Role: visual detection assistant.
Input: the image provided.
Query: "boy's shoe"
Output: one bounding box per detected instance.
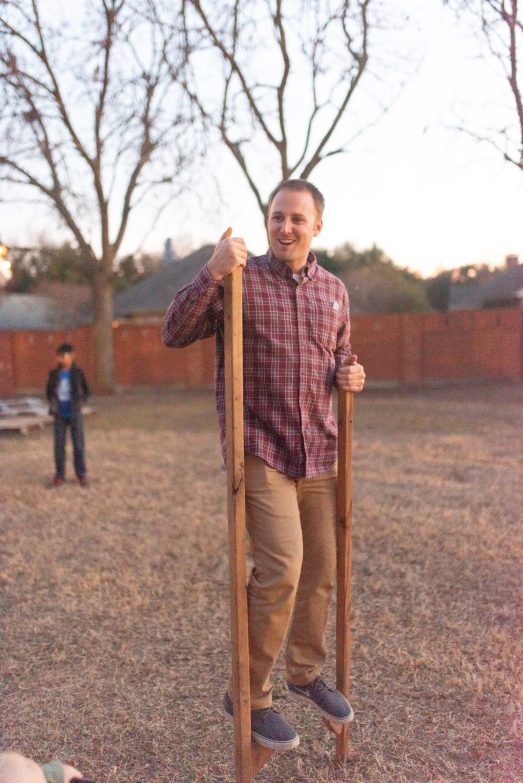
[77,475,89,487]
[52,476,64,487]
[223,692,300,751]
[287,678,354,724]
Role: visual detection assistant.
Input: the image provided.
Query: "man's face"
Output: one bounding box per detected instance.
[267,189,323,272]
[58,352,74,369]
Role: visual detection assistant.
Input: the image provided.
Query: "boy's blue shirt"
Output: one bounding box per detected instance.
[57,368,73,417]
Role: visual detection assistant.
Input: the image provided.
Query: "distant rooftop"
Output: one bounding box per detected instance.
[449,261,523,310]
[0,294,80,330]
[114,245,214,318]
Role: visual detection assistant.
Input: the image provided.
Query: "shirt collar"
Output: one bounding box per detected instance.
[266,248,317,282]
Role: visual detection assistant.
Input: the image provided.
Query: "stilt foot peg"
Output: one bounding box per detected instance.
[323,718,344,735]
[251,744,274,775]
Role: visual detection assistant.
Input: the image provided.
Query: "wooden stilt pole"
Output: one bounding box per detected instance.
[224,267,273,782]
[325,389,354,762]
[224,267,252,783]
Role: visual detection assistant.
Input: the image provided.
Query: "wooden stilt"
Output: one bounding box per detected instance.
[323,717,344,735]
[224,267,273,782]
[333,390,354,762]
[251,744,274,776]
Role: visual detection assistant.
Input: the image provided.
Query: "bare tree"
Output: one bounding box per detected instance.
[0,0,193,390]
[179,0,381,220]
[445,0,523,172]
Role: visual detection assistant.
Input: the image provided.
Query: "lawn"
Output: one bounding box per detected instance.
[1,383,521,783]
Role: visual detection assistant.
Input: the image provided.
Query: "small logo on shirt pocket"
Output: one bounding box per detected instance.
[332,300,341,312]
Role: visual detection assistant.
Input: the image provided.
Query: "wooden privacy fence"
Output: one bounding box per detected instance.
[351,308,523,385]
[0,308,521,395]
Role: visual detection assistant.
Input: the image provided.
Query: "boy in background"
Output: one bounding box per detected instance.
[46,343,90,487]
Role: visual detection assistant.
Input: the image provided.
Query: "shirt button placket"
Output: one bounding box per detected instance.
[295,280,308,475]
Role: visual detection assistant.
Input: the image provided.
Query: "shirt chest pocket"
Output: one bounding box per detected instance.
[307,299,339,350]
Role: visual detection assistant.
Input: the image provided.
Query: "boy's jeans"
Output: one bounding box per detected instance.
[53,412,86,479]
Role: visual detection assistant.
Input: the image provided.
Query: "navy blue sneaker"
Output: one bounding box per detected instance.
[287,678,354,724]
[223,692,300,751]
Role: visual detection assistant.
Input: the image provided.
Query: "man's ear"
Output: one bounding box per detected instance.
[314,218,323,237]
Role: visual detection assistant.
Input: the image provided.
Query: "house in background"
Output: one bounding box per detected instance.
[0,246,214,331]
[449,255,523,310]
[0,293,82,331]
[114,245,214,323]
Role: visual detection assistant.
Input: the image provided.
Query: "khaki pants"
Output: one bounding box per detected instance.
[237,455,337,709]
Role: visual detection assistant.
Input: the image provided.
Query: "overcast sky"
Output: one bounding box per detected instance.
[1,0,522,278]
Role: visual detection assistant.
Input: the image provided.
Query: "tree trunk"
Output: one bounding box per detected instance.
[92,266,115,393]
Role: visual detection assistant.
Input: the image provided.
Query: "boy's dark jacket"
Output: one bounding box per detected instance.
[46,363,90,415]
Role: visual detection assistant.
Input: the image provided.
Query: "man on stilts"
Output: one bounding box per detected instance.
[162,179,366,752]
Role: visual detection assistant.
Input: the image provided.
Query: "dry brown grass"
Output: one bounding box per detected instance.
[1,383,522,783]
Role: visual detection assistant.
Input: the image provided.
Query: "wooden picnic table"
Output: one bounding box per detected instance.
[0,403,95,435]
[0,415,52,435]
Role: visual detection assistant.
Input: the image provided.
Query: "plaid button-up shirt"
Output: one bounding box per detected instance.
[161,249,352,478]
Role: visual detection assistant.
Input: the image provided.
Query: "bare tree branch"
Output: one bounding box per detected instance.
[445,0,523,170]
[273,0,290,174]
[189,0,283,149]
[0,0,196,389]
[301,0,370,178]
[179,0,381,219]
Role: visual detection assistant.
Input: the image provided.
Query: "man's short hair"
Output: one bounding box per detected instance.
[56,343,74,355]
[267,179,325,218]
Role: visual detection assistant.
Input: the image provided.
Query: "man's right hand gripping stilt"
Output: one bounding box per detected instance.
[207,227,248,281]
